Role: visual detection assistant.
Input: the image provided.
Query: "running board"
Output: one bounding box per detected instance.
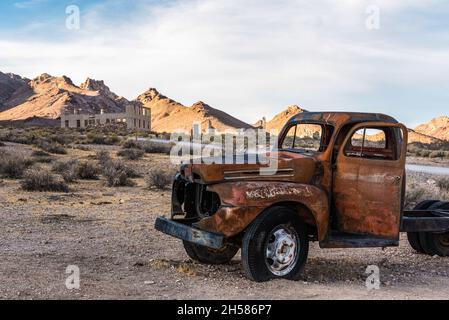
[320,232,399,248]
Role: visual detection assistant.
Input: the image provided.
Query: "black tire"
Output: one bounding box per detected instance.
[418,201,444,255]
[421,202,449,257]
[241,206,309,282]
[407,200,439,253]
[183,241,239,265]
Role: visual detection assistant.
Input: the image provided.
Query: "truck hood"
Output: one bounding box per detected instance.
[181,151,319,184]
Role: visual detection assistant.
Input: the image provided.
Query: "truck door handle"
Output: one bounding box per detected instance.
[393,176,401,185]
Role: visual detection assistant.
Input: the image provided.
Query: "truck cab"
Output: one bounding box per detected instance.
[156,112,449,282]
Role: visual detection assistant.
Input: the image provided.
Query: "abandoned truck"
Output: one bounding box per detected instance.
[155,112,449,282]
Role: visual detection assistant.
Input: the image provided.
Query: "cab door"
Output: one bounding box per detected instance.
[332,122,408,239]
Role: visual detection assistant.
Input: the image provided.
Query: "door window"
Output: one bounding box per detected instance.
[345,127,397,160]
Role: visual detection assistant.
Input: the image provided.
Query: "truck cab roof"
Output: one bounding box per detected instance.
[287,112,399,128]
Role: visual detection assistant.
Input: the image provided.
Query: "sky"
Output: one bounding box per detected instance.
[1,0,449,127]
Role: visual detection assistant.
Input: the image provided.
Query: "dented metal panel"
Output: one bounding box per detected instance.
[196,182,330,241]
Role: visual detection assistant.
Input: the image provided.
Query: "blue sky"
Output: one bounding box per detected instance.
[1,0,449,127]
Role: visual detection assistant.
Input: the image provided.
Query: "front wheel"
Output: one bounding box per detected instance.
[183,241,239,265]
[241,207,309,282]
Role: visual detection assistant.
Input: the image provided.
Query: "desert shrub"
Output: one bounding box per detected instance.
[117,148,144,160]
[52,160,79,183]
[38,140,67,155]
[438,178,449,192]
[405,187,427,209]
[122,140,142,149]
[75,145,91,151]
[86,133,121,145]
[21,168,69,193]
[50,133,77,146]
[32,150,51,157]
[146,169,173,190]
[95,150,112,165]
[33,156,55,164]
[77,161,100,180]
[0,153,32,179]
[417,149,431,157]
[142,142,172,155]
[31,150,54,163]
[106,134,121,145]
[86,133,107,145]
[429,151,445,158]
[102,160,137,187]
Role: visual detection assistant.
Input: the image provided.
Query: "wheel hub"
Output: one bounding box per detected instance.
[265,226,299,276]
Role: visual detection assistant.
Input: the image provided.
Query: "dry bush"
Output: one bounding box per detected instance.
[117,148,145,160]
[142,142,172,155]
[86,133,120,145]
[31,150,54,164]
[38,140,67,155]
[21,168,69,193]
[429,151,445,158]
[405,171,449,208]
[438,178,449,192]
[122,140,142,149]
[95,150,112,165]
[146,169,173,190]
[405,187,427,209]
[32,150,51,157]
[52,160,79,183]
[102,160,137,187]
[0,141,5,147]
[77,161,100,180]
[0,153,32,179]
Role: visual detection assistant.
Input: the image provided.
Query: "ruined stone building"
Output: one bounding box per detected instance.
[61,105,151,132]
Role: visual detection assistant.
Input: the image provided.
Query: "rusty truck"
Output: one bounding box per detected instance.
[155,112,449,282]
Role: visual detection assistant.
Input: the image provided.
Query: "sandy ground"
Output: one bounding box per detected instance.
[1,143,449,300]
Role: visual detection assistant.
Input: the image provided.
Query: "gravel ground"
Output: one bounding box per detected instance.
[1,144,449,300]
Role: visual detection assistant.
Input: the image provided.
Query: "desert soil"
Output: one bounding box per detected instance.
[1,143,449,300]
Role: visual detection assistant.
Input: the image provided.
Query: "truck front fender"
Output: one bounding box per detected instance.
[195,181,329,241]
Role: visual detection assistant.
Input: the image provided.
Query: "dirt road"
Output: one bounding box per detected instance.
[1,182,449,300]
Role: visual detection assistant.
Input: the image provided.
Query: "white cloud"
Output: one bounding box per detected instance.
[1,0,449,124]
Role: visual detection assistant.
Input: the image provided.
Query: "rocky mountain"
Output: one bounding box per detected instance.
[136,88,252,133]
[0,71,31,112]
[0,73,128,124]
[2,71,449,143]
[263,105,307,132]
[414,116,449,141]
[253,105,308,134]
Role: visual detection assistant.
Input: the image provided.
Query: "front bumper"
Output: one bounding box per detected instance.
[154,217,225,249]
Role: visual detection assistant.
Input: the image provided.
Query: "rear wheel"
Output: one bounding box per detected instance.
[407,200,439,253]
[183,241,239,265]
[419,202,449,257]
[241,207,309,282]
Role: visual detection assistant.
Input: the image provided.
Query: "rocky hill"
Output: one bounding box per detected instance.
[0,73,128,124]
[415,116,449,141]
[136,88,252,133]
[0,71,31,112]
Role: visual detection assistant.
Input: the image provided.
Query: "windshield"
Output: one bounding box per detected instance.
[280,123,333,153]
